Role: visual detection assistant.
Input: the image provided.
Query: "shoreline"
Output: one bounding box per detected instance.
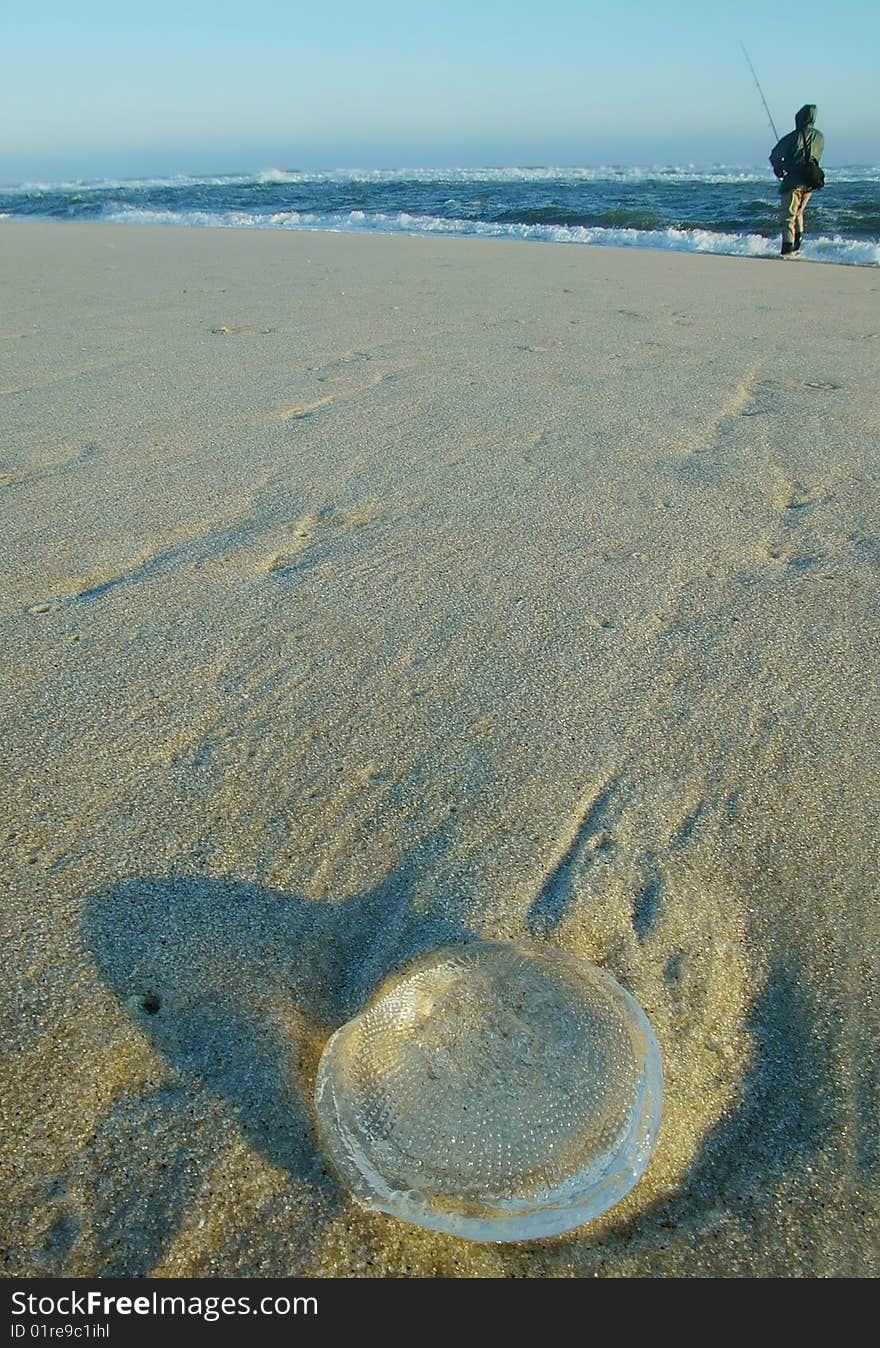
[4,180,879,270]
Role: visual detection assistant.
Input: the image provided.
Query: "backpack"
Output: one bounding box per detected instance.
[798,129,825,190]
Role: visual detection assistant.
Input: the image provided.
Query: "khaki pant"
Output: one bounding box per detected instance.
[782,186,812,247]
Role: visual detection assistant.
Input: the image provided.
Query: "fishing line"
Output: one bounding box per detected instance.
[740,42,779,141]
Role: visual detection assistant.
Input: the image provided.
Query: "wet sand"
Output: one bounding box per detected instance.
[1,219,877,1277]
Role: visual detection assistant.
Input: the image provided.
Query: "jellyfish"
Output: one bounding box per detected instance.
[314,941,662,1241]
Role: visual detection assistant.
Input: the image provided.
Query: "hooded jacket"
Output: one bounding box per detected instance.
[770,105,824,190]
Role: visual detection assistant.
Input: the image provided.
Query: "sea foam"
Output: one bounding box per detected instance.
[4,165,878,266]
[99,203,880,266]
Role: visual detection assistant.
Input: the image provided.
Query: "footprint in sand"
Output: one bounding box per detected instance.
[0,442,99,491]
[526,777,622,936]
[258,503,383,575]
[740,471,829,573]
[523,430,555,458]
[210,325,275,336]
[258,512,320,574]
[783,488,819,511]
[770,478,830,512]
[632,866,664,942]
[758,539,819,571]
[788,377,844,393]
[311,350,373,382]
[274,394,339,422]
[520,770,754,1209]
[272,369,407,423]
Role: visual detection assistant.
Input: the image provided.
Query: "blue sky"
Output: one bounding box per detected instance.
[2,0,876,182]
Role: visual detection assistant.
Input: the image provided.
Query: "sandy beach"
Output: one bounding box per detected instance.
[1,219,877,1278]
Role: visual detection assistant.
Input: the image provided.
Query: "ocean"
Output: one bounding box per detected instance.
[2,165,878,266]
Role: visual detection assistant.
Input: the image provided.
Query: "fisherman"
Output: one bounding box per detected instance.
[769,104,824,256]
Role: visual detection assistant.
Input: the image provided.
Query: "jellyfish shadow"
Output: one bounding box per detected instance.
[81,839,474,1275]
[683,956,837,1213]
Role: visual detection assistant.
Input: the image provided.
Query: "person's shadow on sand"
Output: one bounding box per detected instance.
[83,839,474,1276]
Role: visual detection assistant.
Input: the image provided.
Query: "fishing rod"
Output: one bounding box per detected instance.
[740,42,780,142]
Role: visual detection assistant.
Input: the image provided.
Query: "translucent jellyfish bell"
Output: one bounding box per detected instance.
[314,941,662,1241]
